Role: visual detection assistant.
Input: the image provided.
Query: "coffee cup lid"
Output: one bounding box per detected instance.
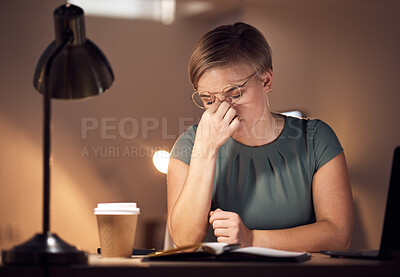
[94,202,140,215]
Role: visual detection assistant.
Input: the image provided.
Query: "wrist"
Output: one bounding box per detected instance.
[251,230,272,248]
[192,143,219,159]
[241,228,254,247]
[250,229,254,247]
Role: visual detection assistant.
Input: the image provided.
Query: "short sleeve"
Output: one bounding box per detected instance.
[169,125,197,165]
[313,120,343,171]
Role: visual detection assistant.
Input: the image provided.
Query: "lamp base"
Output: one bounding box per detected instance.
[1,232,88,265]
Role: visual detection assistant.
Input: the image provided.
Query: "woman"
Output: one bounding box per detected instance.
[167,22,353,252]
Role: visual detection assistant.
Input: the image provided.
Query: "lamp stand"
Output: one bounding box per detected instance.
[1,35,87,265]
[1,233,87,265]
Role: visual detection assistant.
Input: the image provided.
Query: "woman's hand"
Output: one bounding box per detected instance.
[194,100,240,154]
[209,208,253,247]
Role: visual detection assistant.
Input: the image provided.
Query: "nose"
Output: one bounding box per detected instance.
[214,93,225,101]
[215,92,233,103]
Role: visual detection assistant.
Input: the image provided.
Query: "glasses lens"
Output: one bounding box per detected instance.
[192,92,214,108]
[223,86,241,103]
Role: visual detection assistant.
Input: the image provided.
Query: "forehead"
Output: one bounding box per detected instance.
[197,63,254,91]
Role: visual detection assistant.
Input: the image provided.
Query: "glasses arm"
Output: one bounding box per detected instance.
[238,71,257,89]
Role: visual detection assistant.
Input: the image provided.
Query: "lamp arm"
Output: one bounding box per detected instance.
[42,31,73,234]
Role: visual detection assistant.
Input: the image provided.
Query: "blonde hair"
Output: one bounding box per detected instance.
[188,22,273,90]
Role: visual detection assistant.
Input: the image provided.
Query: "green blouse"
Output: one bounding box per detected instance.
[170,115,343,237]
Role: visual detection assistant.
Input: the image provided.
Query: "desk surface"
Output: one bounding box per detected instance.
[1,253,400,277]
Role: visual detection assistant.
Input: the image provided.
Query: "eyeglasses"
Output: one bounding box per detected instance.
[191,71,257,109]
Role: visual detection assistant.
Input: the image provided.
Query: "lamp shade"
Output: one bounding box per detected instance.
[33,4,114,99]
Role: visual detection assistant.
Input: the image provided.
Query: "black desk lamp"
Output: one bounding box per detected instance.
[1,3,114,264]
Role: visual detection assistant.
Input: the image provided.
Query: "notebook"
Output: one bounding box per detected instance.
[143,242,311,262]
[321,146,400,260]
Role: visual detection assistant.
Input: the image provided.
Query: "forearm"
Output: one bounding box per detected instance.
[252,220,352,252]
[169,101,240,246]
[169,146,217,246]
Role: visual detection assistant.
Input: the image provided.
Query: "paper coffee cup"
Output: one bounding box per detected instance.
[94,202,140,257]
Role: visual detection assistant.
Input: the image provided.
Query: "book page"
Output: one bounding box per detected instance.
[232,247,308,257]
[201,242,229,255]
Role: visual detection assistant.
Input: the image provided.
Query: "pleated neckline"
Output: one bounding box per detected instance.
[229,115,288,149]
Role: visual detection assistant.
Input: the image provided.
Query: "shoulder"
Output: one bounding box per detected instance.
[169,124,198,165]
[305,118,338,141]
[284,116,336,139]
[284,115,325,127]
[178,124,198,141]
[300,118,343,170]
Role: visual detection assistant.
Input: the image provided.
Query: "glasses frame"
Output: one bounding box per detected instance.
[191,71,257,109]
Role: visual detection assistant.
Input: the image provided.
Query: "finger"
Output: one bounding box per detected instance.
[206,99,221,113]
[209,208,222,217]
[209,209,228,224]
[214,227,229,238]
[209,210,230,224]
[214,101,231,119]
[228,116,241,134]
[211,210,230,219]
[230,114,240,124]
[216,236,233,244]
[223,107,237,125]
[211,219,230,229]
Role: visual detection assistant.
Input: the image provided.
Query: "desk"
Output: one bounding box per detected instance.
[1,253,400,277]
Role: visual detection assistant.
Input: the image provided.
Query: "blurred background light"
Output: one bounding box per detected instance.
[68,0,176,25]
[280,110,303,118]
[153,150,170,174]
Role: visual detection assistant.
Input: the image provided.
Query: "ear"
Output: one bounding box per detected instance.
[260,70,273,93]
